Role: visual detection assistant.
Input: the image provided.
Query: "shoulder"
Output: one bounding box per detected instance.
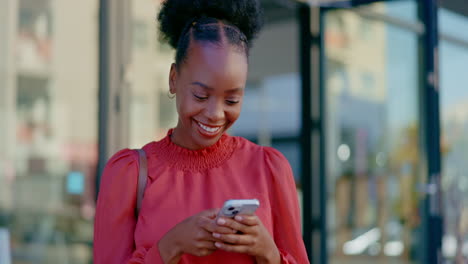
[95,149,143,222]
[105,148,139,170]
[102,141,158,178]
[99,148,140,191]
[262,146,292,179]
[234,136,290,169]
[262,146,289,164]
[233,136,261,152]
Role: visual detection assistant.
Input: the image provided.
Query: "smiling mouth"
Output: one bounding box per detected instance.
[195,121,223,135]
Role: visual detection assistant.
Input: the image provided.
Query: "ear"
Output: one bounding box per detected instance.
[169,63,177,95]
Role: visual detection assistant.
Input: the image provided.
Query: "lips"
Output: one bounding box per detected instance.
[195,120,224,137]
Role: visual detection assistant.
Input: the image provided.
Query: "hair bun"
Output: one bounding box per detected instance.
[158,0,263,49]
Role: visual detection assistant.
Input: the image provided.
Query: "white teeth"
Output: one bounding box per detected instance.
[198,122,221,133]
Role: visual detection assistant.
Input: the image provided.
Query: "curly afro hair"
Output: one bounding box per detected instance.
[157,0,263,66]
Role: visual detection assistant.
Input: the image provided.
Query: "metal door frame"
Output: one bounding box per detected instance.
[298,1,442,263]
[96,0,132,196]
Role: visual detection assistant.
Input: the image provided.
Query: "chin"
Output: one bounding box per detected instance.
[193,128,225,148]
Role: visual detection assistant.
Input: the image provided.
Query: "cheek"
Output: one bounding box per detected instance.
[177,95,201,118]
[226,105,242,123]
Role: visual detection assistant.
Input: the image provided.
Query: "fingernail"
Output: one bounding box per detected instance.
[213,233,221,238]
[217,218,226,225]
[235,215,242,221]
[215,242,222,248]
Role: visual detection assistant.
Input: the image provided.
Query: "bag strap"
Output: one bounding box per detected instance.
[136,149,148,217]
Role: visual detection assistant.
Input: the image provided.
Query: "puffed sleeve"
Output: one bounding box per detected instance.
[264,147,310,264]
[93,149,164,264]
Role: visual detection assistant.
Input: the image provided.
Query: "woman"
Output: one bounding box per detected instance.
[93,0,309,263]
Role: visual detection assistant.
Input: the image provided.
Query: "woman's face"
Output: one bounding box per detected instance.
[170,41,248,150]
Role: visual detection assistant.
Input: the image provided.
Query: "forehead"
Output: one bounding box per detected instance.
[180,41,248,86]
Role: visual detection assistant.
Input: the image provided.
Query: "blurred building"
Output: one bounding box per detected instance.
[0,0,467,263]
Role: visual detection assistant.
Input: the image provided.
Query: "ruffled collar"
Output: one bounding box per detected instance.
[149,129,238,171]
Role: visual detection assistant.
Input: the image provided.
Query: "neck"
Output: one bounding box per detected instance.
[170,127,198,150]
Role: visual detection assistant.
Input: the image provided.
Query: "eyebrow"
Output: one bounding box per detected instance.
[191,82,243,93]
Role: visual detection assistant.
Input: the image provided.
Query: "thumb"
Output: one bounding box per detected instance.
[202,208,220,219]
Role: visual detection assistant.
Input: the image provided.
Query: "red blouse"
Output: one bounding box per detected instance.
[94,130,309,263]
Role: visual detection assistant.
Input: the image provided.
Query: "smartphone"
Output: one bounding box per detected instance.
[217,199,260,219]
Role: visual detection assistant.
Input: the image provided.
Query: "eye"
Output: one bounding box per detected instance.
[193,93,208,101]
[226,100,240,105]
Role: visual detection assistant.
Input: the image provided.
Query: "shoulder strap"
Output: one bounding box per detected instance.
[136,148,148,217]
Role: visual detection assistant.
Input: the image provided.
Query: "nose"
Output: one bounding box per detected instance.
[205,98,224,123]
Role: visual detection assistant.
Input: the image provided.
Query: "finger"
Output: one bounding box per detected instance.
[207,208,221,219]
[200,208,219,219]
[214,242,251,254]
[211,223,237,234]
[196,229,226,243]
[216,217,250,234]
[197,215,230,232]
[195,229,219,242]
[212,232,253,246]
[196,240,218,251]
[234,214,260,226]
[202,219,236,234]
[191,248,216,257]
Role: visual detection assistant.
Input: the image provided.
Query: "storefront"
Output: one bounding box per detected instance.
[296,1,468,263]
[0,0,467,263]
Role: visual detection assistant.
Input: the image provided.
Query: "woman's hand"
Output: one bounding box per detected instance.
[158,209,236,264]
[212,214,281,264]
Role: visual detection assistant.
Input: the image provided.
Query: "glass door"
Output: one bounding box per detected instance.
[439,8,468,264]
[323,1,423,263]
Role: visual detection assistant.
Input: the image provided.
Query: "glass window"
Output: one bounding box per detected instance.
[230,17,302,181]
[231,72,300,140]
[325,2,420,263]
[440,9,468,263]
[0,0,98,263]
[128,1,177,148]
[383,1,417,22]
[356,0,417,23]
[230,18,300,139]
[440,9,468,42]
